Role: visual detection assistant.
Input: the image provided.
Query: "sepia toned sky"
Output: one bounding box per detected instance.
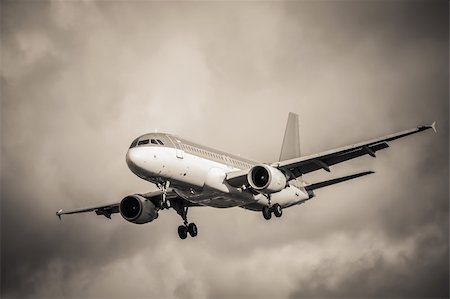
[1,1,448,298]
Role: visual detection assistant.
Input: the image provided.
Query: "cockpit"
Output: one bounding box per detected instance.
[129,133,169,149]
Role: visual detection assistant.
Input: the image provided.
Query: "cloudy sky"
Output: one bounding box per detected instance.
[1,1,448,298]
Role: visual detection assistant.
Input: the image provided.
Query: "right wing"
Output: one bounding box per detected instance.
[274,122,436,178]
[226,122,436,187]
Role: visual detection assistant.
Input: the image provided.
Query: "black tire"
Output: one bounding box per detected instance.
[262,206,272,220]
[178,225,187,239]
[187,223,198,237]
[272,203,282,217]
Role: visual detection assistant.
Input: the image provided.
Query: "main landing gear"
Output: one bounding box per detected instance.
[262,194,283,220]
[178,222,198,240]
[173,201,198,240]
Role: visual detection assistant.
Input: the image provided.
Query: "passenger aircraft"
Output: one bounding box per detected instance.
[56,113,436,239]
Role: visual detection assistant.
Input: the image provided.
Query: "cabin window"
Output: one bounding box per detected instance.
[138,139,149,145]
[157,139,164,145]
[150,139,157,144]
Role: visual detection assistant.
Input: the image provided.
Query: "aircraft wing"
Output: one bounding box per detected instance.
[274,122,435,178]
[56,189,203,220]
[226,122,436,186]
[56,202,119,219]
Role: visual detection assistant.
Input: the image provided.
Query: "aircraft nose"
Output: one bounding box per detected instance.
[126,148,144,172]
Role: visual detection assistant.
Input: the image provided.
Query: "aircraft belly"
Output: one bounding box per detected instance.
[187,193,249,208]
[252,185,310,208]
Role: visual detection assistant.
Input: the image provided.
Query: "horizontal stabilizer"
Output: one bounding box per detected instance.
[305,171,374,191]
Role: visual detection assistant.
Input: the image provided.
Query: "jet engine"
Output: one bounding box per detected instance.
[247,164,287,193]
[119,194,158,224]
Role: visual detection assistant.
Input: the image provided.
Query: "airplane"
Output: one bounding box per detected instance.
[56,113,436,239]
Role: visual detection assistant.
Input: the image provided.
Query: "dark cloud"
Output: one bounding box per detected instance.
[1,1,448,298]
[290,230,449,299]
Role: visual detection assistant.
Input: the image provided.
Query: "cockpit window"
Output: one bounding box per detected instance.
[138,139,149,145]
[150,139,157,144]
[157,139,164,145]
[129,138,139,149]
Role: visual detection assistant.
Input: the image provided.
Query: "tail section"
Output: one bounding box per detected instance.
[279,112,301,161]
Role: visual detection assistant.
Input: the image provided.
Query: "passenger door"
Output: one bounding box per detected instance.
[174,140,184,159]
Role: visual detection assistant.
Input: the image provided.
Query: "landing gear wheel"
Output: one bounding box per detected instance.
[187,223,198,237]
[262,206,272,220]
[272,203,282,217]
[178,225,187,239]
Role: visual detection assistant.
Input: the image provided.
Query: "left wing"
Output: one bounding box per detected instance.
[56,202,119,219]
[56,189,199,220]
[226,122,436,186]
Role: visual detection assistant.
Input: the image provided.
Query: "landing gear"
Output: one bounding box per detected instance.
[273,203,282,217]
[177,222,197,239]
[157,181,171,209]
[155,180,199,239]
[261,203,283,220]
[178,225,188,239]
[187,223,198,237]
[262,206,272,220]
[173,201,198,239]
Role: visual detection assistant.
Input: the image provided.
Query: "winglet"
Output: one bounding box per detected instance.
[56,209,63,220]
[431,121,437,133]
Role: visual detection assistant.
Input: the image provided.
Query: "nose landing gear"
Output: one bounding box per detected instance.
[157,181,171,209]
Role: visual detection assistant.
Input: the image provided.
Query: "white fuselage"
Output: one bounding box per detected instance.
[126,134,310,211]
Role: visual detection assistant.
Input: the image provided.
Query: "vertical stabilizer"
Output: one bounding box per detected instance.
[279,112,301,161]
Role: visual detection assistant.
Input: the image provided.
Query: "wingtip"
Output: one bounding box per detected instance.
[56,209,62,220]
[431,121,437,133]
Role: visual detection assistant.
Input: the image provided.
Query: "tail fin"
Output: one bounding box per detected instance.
[279,112,301,161]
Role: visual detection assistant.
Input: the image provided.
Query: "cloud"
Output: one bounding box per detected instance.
[1,1,448,298]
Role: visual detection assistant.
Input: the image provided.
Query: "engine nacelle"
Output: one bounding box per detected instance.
[119,194,158,224]
[247,164,287,193]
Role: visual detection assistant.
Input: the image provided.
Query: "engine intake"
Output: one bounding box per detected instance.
[119,194,158,224]
[247,164,287,193]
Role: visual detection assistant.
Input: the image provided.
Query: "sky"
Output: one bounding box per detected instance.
[1,1,449,298]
